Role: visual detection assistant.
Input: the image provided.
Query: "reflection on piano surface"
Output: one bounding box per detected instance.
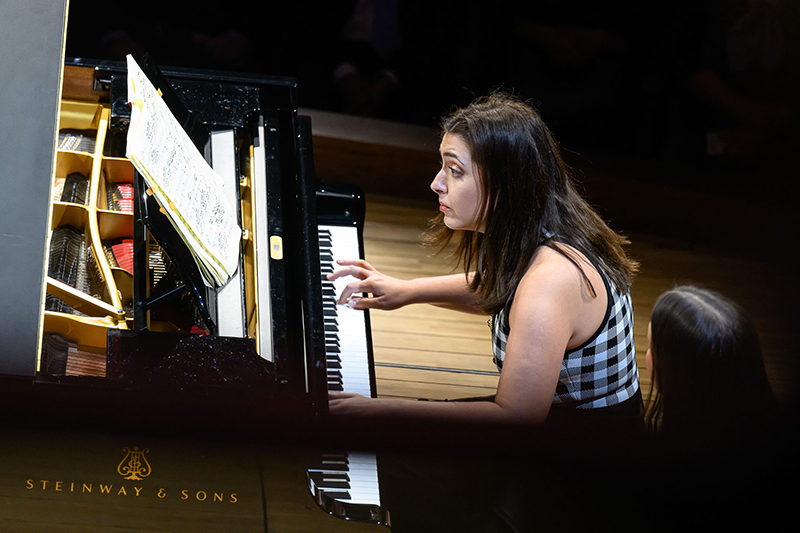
[307,451,388,527]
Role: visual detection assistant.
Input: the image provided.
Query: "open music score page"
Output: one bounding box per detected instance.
[125,55,241,287]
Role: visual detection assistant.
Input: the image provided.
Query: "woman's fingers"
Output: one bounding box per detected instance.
[335,275,373,302]
[328,259,378,304]
[328,259,375,280]
[341,295,382,310]
[325,258,402,310]
[327,265,372,283]
[334,279,385,309]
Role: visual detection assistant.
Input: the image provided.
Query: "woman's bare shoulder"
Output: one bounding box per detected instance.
[525,244,598,284]
[515,244,608,347]
[514,244,606,316]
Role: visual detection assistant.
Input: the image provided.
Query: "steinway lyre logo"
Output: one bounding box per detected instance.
[117,446,152,481]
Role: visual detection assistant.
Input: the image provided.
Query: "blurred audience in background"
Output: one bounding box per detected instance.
[64,0,798,180]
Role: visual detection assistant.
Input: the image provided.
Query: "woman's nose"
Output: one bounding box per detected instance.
[431,170,446,194]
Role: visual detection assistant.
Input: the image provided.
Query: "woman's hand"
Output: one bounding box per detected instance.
[328,392,382,416]
[327,259,411,311]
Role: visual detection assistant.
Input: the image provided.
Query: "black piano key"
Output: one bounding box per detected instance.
[318,490,352,500]
[309,461,348,472]
[308,471,351,488]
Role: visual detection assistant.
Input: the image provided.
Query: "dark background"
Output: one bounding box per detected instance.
[65,0,798,184]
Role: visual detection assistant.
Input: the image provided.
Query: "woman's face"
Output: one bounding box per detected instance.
[431,133,485,232]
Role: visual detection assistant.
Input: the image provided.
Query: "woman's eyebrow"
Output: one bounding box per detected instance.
[442,151,465,165]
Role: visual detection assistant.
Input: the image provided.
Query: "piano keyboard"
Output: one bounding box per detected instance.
[318,225,374,398]
[310,226,387,525]
[307,450,388,525]
[307,451,381,506]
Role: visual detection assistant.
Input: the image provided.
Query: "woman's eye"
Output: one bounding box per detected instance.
[449,166,461,177]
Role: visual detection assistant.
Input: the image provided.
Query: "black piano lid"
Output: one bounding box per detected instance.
[73,55,301,122]
[0,0,68,376]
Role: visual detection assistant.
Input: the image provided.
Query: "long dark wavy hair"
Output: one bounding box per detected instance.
[426,92,637,315]
[645,286,776,434]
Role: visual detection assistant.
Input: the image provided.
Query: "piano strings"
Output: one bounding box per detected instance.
[105,182,134,213]
[57,129,96,153]
[45,225,104,314]
[60,172,89,205]
[40,332,105,377]
[103,239,134,274]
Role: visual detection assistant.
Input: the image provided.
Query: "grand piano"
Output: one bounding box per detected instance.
[28,55,380,420]
[0,1,388,529]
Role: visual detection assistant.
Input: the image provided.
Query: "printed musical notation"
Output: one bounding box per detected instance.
[125,55,241,287]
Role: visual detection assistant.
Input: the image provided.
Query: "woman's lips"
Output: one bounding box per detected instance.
[439,204,449,212]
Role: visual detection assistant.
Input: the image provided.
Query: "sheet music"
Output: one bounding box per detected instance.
[125,55,241,287]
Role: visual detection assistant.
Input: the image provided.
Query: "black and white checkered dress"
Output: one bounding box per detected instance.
[491,266,639,409]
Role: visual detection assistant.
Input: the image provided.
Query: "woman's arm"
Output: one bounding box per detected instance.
[328,259,484,314]
[329,249,600,425]
[327,279,568,424]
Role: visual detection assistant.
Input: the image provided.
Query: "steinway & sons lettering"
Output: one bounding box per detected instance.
[25,480,238,503]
